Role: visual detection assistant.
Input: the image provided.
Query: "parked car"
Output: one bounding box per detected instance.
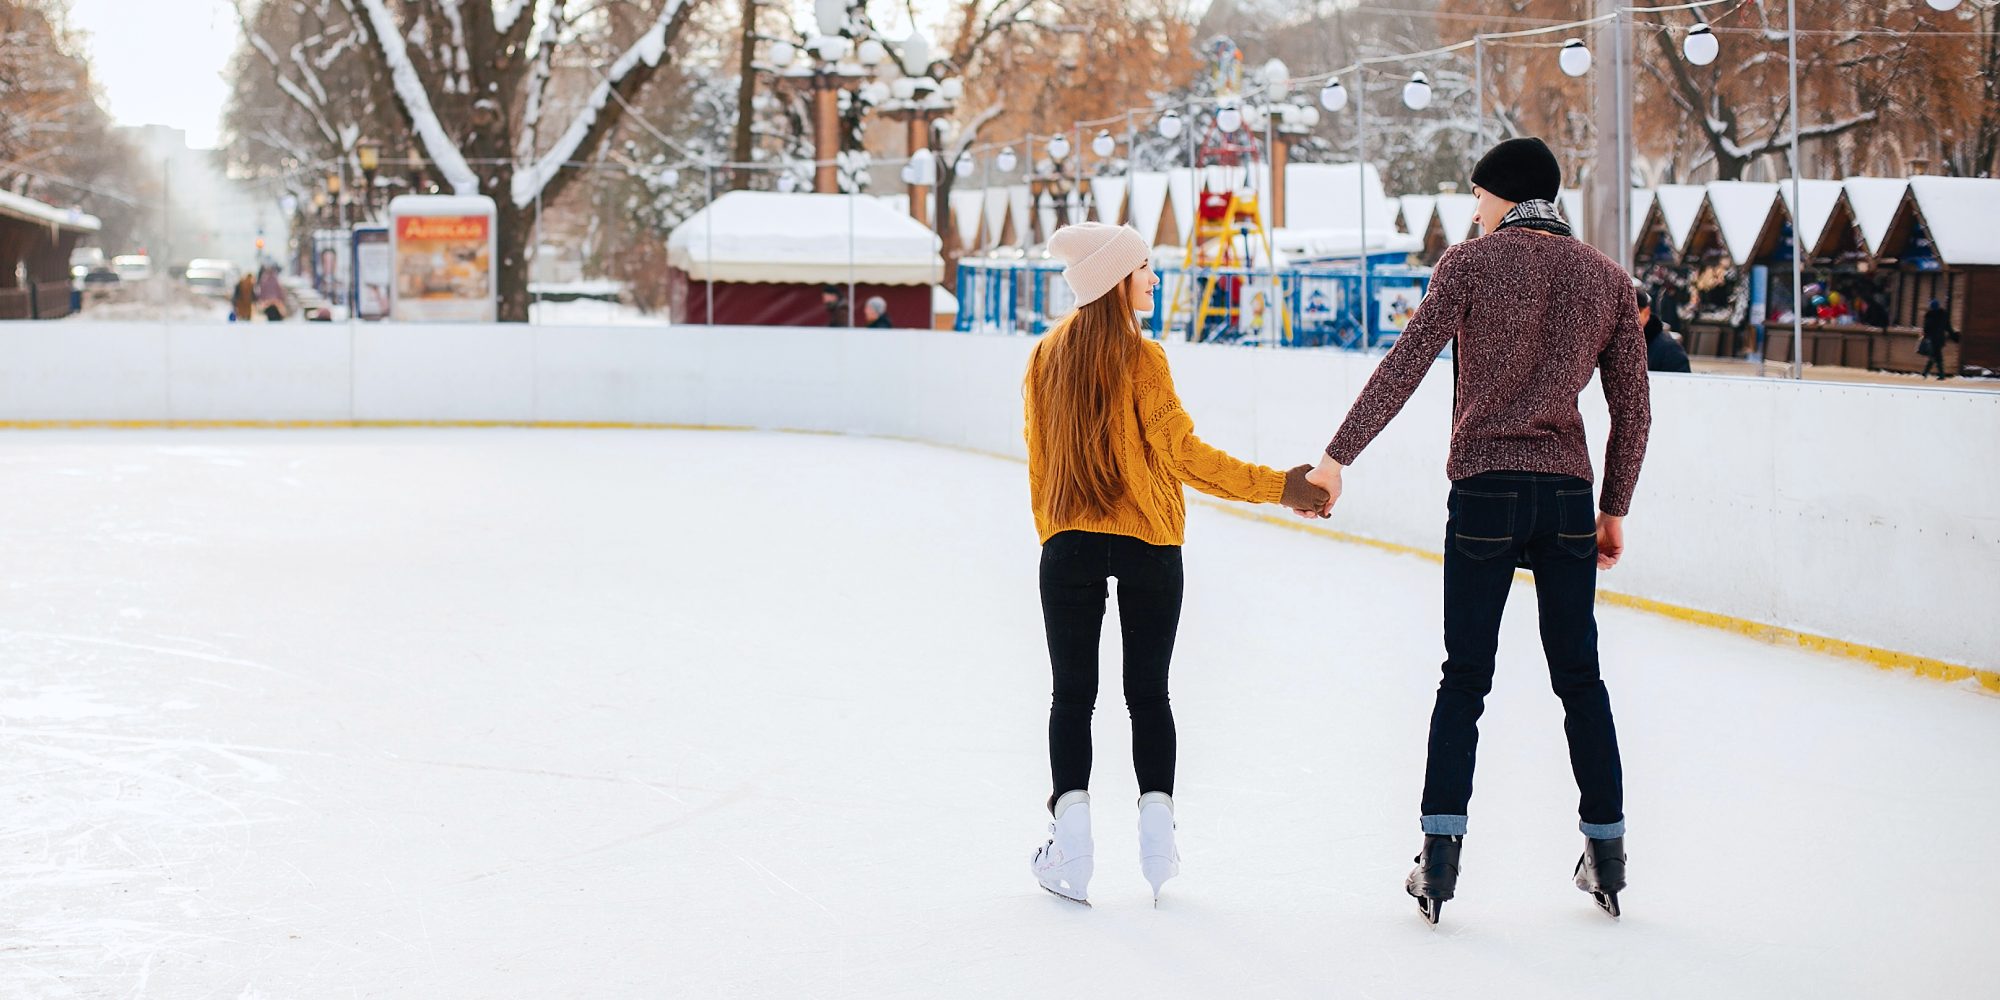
[184,258,238,299]
[81,268,121,288]
[111,254,152,281]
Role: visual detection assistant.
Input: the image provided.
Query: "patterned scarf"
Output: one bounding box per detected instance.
[1494,199,1573,238]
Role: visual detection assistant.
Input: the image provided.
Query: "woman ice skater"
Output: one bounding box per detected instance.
[1022,222,1327,905]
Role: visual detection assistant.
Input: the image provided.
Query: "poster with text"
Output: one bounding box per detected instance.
[391,211,495,321]
[353,227,390,321]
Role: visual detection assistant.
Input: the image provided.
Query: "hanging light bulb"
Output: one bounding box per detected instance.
[909,148,937,187]
[1047,133,1071,161]
[1092,130,1116,158]
[1926,0,1962,10]
[1402,72,1432,111]
[1319,79,1347,113]
[1683,23,1719,66]
[768,40,796,67]
[956,155,976,178]
[1559,39,1592,77]
[1262,58,1291,99]
[996,146,1018,172]
[856,39,887,67]
[1158,110,1184,139]
[1297,103,1321,129]
[1217,103,1244,134]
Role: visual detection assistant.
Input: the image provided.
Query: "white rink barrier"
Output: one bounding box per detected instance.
[3,321,1997,677]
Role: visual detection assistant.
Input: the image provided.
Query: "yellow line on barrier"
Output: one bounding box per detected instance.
[1200,499,2000,697]
[4,419,1992,695]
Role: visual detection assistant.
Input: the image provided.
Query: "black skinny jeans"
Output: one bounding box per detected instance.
[1423,472,1625,835]
[1040,530,1184,801]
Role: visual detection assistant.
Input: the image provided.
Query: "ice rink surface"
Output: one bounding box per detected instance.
[1,429,1993,998]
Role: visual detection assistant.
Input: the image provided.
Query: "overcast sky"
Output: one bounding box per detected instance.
[69,0,238,150]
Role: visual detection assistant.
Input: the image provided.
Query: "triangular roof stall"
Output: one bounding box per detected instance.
[1683,182,1782,267]
[1087,175,1129,227]
[1651,184,1707,258]
[1809,177,1908,264]
[1006,184,1032,247]
[1397,195,1437,236]
[1418,193,1478,262]
[1164,168,1197,249]
[980,186,1009,249]
[1126,171,1171,246]
[1878,177,2000,268]
[1630,190,1678,267]
[949,189,985,252]
[1629,188,1655,261]
[1781,179,1844,262]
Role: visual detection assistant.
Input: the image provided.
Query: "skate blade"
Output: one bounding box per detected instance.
[1416,896,1442,926]
[1041,884,1091,907]
[1591,891,1620,919]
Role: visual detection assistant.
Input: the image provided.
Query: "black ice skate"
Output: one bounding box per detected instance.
[1573,835,1626,918]
[1405,834,1462,926]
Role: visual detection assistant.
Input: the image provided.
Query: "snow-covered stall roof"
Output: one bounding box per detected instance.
[1433,194,1478,246]
[1398,195,1437,235]
[1559,189,1584,226]
[1904,176,2000,266]
[1780,179,1843,254]
[0,189,101,232]
[1842,177,1909,254]
[1282,163,1399,235]
[1653,184,1707,253]
[1630,189,1655,253]
[949,190,984,252]
[1701,182,1782,262]
[981,187,1009,246]
[1127,172,1170,246]
[1165,168,1196,247]
[1006,185,1033,245]
[1271,228,1425,263]
[665,191,942,285]
[1090,176,1128,226]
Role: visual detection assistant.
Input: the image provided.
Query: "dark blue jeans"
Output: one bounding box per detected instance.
[1040,531,1184,800]
[1421,472,1625,839]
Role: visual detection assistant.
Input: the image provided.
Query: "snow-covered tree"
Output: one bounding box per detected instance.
[231,0,704,321]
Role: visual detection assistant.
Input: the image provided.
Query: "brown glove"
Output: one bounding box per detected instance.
[1281,464,1329,513]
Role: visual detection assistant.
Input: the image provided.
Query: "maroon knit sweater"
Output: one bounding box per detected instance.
[1325,229,1652,516]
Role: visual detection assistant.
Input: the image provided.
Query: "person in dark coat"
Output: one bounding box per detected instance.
[1921,299,1956,380]
[1638,289,1691,374]
[862,295,893,329]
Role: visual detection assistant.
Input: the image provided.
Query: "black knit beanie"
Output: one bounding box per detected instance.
[1470,137,1562,205]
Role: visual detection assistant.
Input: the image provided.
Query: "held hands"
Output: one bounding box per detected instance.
[1284,455,1342,519]
[1596,514,1624,570]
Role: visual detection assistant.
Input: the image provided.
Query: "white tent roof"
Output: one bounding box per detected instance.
[1781,179,1844,253]
[1703,181,1782,262]
[1907,176,2000,266]
[949,190,984,252]
[1090,176,1128,226]
[1398,195,1437,235]
[1653,184,1707,251]
[1281,163,1399,236]
[665,191,942,284]
[1630,189,1655,252]
[1127,172,1170,245]
[1434,193,1479,245]
[1007,185,1033,245]
[1559,189,1584,225]
[1843,177,1908,254]
[1165,168,1196,246]
[0,189,101,232]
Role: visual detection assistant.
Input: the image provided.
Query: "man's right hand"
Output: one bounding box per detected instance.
[1596,514,1625,569]
[1303,455,1343,518]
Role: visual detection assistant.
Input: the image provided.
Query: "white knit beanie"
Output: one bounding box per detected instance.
[1048,222,1151,308]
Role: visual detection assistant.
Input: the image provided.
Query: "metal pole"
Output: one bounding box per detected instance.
[1357,70,1370,350]
[1616,8,1633,290]
[847,174,856,328]
[1473,35,1485,161]
[1787,0,1804,380]
[705,165,714,325]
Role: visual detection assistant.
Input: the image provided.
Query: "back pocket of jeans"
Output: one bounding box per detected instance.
[1451,490,1517,560]
[1554,487,1598,559]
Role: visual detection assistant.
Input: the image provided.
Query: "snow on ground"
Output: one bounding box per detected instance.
[0,429,1992,998]
[528,298,664,326]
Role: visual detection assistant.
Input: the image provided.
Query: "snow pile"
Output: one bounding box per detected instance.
[1905,177,2000,266]
[1271,228,1425,262]
[1281,163,1399,236]
[0,188,100,232]
[666,191,943,284]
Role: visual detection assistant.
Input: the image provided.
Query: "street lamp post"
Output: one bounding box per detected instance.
[357,140,380,221]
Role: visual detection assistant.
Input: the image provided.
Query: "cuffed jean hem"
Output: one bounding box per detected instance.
[1581,819,1626,839]
[1421,814,1468,836]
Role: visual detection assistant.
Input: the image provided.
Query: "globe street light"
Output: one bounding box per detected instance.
[1683,23,1719,66]
[1157,110,1184,139]
[1092,130,1116,158]
[1320,78,1352,112]
[1560,39,1592,77]
[1217,103,1243,133]
[1047,133,1070,162]
[997,146,1018,173]
[1403,72,1432,111]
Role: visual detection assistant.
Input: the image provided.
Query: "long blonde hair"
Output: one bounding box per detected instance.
[1027,275,1144,523]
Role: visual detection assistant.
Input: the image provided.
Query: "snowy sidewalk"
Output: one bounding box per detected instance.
[0,429,1992,998]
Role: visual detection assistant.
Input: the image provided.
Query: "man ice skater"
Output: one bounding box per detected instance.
[1303,137,1652,924]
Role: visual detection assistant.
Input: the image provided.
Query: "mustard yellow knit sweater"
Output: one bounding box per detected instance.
[1025,337,1287,547]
